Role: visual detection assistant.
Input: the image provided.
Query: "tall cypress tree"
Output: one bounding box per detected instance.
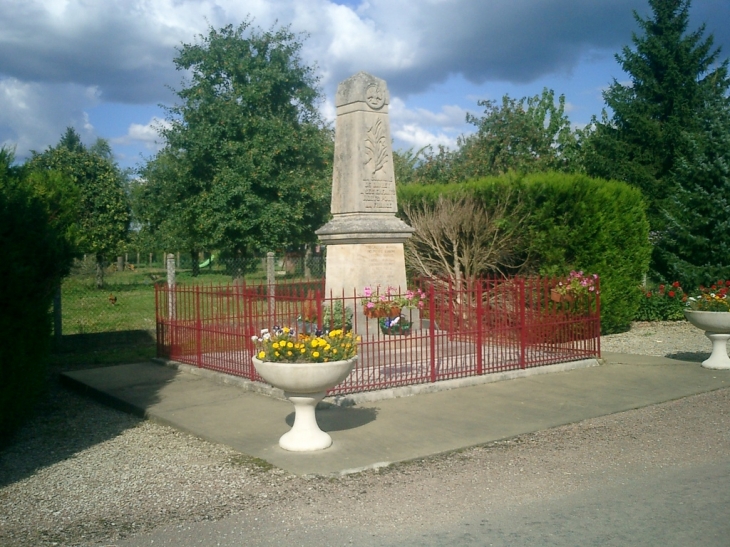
[582,0,729,284]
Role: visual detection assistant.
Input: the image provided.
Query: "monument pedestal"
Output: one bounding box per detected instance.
[324,243,408,298]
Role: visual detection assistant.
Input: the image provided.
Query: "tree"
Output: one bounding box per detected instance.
[653,93,730,287]
[461,88,580,178]
[132,147,205,275]
[157,21,333,270]
[400,89,580,186]
[402,191,527,285]
[582,0,729,234]
[29,128,131,288]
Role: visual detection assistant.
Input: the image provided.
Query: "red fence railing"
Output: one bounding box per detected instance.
[155,276,600,395]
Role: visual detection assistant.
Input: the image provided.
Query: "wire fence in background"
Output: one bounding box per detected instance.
[53,250,326,339]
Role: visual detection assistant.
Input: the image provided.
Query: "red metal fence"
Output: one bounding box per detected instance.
[155,276,600,395]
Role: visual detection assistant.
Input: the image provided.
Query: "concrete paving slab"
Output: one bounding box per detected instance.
[61,354,729,477]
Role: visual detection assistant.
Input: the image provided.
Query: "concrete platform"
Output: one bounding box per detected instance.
[60,352,729,477]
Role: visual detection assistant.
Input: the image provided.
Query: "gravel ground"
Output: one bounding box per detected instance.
[0,321,727,547]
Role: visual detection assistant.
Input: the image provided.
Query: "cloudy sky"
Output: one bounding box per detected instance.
[1,0,728,169]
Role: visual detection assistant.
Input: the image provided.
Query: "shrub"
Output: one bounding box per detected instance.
[521,172,651,333]
[635,281,687,321]
[398,172,652,333]
[0,150,76,440]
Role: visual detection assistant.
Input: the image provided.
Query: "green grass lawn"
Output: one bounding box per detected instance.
[59,263,318,335]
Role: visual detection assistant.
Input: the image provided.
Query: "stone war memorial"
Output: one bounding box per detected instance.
[316,72,414,326]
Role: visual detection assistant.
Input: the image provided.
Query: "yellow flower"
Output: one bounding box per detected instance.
[325,344,331,351]
[312,351,320,358]
[272,342,280,349]
[287,351,293,357]
[258,351,265,359]
[283,327,290,333]
[287,341,294,348]
[274,351,280,357]
[332,348,338,355]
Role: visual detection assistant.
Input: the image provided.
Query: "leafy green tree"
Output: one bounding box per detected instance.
[132,147,206,275]
[29,128,131,287]
[581,0,729,234]
[157,21,333,269]
[460,88,580,177]
[392,146,426,185]
[401,89,580,186]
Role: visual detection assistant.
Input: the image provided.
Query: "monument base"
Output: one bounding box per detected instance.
[324,243,408,299]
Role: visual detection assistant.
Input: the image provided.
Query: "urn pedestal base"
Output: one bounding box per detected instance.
[683,311,730,370]
[279,391,332,451]
[702,333,730,370]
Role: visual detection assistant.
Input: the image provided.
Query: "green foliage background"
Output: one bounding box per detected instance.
[398,172,651,333]
[140,21,333,265]
[0,149,77,439]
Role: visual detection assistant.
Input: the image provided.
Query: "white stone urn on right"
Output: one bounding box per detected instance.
[683,310,730,369]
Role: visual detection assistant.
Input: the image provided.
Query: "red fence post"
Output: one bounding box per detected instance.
[596,277,602,357]
[476,278,483,375]
[195,286,202,368]
[519,278,526,369]
[429,283,437,383]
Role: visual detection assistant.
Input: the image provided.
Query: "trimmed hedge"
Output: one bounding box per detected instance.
[0,157,76,440]
[398,172,651,333]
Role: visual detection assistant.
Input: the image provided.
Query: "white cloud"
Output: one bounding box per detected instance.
[393,124,457,151]
[389,97,469,151]
[0,77,100,156]
[0,0,727,163]
[111,117,170,152]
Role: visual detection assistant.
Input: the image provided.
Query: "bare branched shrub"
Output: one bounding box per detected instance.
[402,191,527,286]
[402,192,527,330]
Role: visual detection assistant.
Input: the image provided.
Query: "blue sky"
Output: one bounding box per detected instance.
[1,0,728,170]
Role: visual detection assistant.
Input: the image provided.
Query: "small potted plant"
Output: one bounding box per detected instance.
[322,299,353,332]
[684,280,730,369]
[251,326,360,451]
[550,271,600,309]
[379,314,413,336]
[360,286,426,318]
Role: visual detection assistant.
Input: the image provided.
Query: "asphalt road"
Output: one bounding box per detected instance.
[114,389,730,547]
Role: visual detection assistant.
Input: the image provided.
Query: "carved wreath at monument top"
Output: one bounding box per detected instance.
[365,82,385,110]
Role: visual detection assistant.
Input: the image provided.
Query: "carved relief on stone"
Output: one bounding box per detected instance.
[365,82,385,110]
[364,118,389,176]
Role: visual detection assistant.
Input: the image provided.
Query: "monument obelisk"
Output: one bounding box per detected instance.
[316,72,414,300]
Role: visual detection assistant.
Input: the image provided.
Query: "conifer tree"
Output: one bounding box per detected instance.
[582,0,730,284]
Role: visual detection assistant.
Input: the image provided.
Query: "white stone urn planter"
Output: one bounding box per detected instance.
[252,356,357,451]
[684,310,730,369]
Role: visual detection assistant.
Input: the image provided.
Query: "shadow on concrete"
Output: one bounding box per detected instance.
[667,351,710,363]
[285,405,378,431]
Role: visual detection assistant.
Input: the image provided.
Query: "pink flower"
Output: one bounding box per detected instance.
[363,286,372,297]
[366,302,375,309]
